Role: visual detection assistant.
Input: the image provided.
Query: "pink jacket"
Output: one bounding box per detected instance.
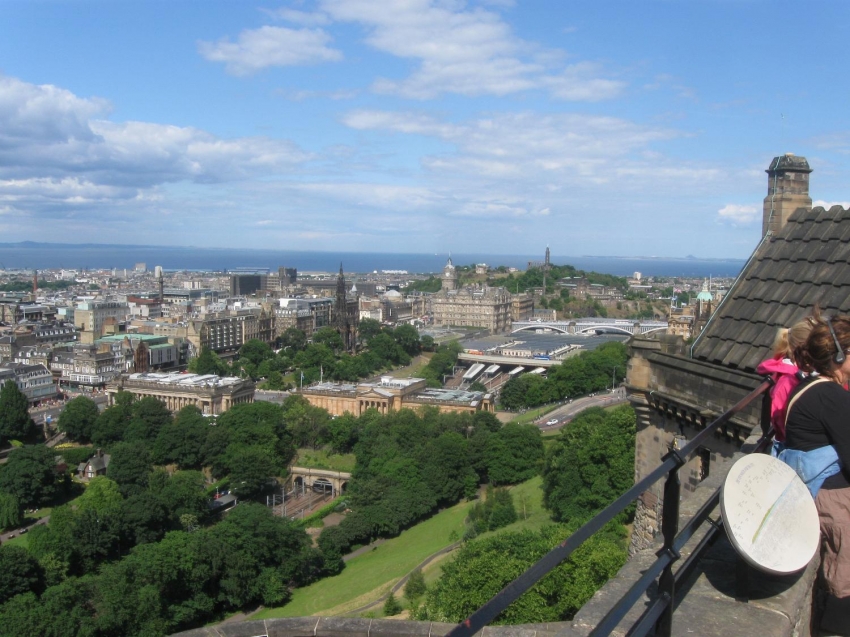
[756,357,801,442]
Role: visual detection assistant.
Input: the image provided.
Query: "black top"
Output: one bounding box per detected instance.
[784,377,850,489]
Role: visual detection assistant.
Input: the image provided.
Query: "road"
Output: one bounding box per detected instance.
[29,393,109,429]
[532,387,628,430]
[0,515,50,545]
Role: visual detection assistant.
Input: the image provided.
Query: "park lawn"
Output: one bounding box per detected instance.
[293,449,356,473]
[506,404,559,426]
[25,506,52,520]
[416,477,552,592]
[255,499,472,619]
[4,533,29,549]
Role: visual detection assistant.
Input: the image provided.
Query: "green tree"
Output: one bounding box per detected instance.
[0,492,23,530]
[313,326,345,351]
[420,334,435,351]
[152,405,209,469]
[124,396,172,445]
[383,592,402,616]
[229,446,279,499]
[404,568,427,601]
[264,370,286,390]
[76,476,123,516]
[106,441,152,497]
[419,523,627,624]
[279,327,307,352]
[393,324,421,356]
[155,470,208,522]
[358,318,383,342]
[57,395,99,443]
[484,423,543,485]
[0,380,34,443]
[238,338,272,366]
[91,392,135,447]
[0,545,44,604]
[542,405,636,525]
[0,445,57,507]
[120,492,169,546]
[188,347,228,376]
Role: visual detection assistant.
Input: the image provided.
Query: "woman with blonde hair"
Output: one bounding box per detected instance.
[756,317,815,450]
[783,315,850,633]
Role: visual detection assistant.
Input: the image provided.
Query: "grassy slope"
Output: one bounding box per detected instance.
[293,449,356,472]
[256,499,471,619]
[256,476,551,619]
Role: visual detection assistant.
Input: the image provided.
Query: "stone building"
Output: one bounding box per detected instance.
[187,307,275,358]
[106,372,255,415]
[0,363,58,403]
[511,293,534,322]
[626,154,850,553]
[299,375,495,417]
[274,298,333,339]
[74,300,129,338]
[431,284,512,333]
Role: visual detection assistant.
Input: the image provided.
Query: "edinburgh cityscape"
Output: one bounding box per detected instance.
[1,2,849,637]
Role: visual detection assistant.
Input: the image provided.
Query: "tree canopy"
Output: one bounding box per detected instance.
[542,405,636,525]
[0,380,34,443]
[57,396,99,443]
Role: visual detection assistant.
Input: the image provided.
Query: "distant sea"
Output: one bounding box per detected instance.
[0,243,746,278]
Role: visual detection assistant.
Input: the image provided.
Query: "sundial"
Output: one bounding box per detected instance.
[720,454,820,574]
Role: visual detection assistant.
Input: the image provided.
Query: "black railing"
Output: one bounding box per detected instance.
[448,379,773,637]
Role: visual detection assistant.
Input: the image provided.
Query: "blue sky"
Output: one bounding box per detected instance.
[2,0,849,259]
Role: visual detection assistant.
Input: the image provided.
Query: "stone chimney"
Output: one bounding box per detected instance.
[762,153,812,237]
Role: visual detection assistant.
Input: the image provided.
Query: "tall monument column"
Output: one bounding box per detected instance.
[762,153,812,237]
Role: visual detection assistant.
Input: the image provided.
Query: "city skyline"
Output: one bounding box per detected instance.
[2,1,850,258]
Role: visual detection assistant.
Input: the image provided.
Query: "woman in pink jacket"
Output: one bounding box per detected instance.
[756,318,815,451]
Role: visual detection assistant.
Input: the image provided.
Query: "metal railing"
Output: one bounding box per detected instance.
[448,379,773,637]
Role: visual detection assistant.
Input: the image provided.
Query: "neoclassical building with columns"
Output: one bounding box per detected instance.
[300,375,495,417]
[106,372,254,415]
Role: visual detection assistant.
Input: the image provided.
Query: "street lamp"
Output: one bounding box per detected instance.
[611,366,618,392]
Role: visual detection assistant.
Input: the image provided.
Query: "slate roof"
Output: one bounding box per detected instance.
[693,205,850,373]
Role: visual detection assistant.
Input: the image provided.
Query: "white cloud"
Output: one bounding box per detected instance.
[197,25,342,75]
[318,0,622,100]
[813,199,850,209]
[0,75,313,219]
[717,204,759,224]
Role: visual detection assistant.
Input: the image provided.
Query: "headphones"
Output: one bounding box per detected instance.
[827,317,846,365]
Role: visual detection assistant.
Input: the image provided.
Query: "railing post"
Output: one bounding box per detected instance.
[759,377,774,439]
[656,450,684,637]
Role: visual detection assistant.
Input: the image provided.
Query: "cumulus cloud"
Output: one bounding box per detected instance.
[197,25,342,75]
[0,75,313,219]
[344,109,677,177]
[204,1,622,100]
[320,0,622,100]
[717,204,759,224]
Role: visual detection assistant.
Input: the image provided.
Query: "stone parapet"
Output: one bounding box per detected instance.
[173,618,572,636]
[572,430,819,636]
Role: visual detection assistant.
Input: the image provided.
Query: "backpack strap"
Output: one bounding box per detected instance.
[785,376,831,420]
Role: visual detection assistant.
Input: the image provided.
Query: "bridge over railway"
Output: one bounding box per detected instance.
[287,467,351,496]
[511,318,667,335]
